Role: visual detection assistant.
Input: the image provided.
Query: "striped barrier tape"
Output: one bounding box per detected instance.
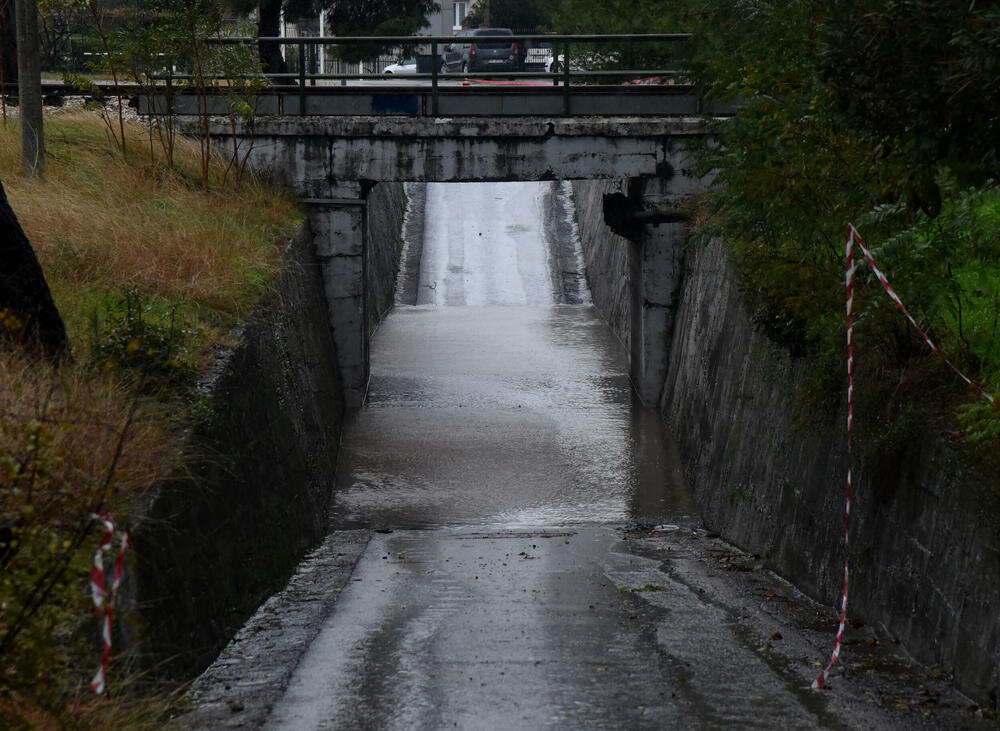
[812,224,1000,691]
[89,513,131,694]
[849,224,999,408]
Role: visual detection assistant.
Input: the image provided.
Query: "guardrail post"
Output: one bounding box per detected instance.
[165,60,173,115]
[298,41,306,115]
[430,41,439,117]
[562,41,570,115]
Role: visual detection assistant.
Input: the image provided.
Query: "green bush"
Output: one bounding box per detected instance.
[90,287,197,394]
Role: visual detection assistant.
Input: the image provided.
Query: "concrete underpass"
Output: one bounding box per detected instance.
[178,183,987,730]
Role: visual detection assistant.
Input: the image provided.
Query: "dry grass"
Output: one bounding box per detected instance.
[0,354,170,510]
[0,353,175,726]
[1,112,301,347]
[0,110,302,726]
[1,682,185,731]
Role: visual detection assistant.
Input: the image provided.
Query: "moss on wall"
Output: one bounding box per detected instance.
[128,227,344,677]
[367,183,408,332]
[659,237,1000,707]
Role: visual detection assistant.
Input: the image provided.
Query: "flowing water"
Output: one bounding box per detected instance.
[330,181,696,531]
[265,182,713,728]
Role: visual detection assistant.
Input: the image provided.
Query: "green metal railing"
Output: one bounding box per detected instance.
[171,33,693,116]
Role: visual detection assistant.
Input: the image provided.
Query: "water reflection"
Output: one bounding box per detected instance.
[331,305,696,530]
[331,182,695,530]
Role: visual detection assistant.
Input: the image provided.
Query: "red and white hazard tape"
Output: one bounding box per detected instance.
[812,224,1000,690]
[90,513,131,694]
[849,224,999,408]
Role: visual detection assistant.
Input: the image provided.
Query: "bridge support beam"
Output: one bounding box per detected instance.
[606,163,704,407]
[629,205,685,406]
[306,185,370,408]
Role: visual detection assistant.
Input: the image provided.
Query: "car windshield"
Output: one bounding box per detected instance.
[473,29,513,49]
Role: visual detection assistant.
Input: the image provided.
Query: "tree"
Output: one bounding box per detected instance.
[284,0,438,37]
[226,0,438,75]
[252,0,285,74]
[463,0,551,32]
[547,0,679,34]
[816,0,1000,213]
[15,0,44,175]
[0,178,69,362]
[38,0,87,70]
[1,0,15,101]
[222,0,285,73]
[543,0,688,75]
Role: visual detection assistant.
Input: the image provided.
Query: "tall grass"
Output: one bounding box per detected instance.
[0,352,173,727]
[1,113,301,346]
[0,111,302,726]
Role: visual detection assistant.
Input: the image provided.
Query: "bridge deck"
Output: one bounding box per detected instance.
[211,115,706,189]
[145,83,730,118]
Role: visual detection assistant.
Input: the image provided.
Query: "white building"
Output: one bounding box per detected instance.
[423,1,480,37]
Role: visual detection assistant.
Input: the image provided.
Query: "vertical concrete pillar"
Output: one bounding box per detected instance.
[624,155,705,406]
[306,185,369,408]
[629,209,686,406]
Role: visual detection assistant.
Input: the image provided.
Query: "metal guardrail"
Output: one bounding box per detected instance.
[162,33,693,116]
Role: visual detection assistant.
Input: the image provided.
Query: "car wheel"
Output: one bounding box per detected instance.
[462,62,469,74]
[439,61,448,74]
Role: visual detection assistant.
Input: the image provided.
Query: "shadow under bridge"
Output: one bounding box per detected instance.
[206,114,708,408]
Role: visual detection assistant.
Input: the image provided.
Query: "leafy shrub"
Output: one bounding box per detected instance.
[90,287,197,394]
[664,0,1000,445]
[0,354,164,722]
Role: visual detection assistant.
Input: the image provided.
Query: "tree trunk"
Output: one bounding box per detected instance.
[258,0,286,77]
[0,0,16,93]
[0,178,68,362]
[15,0,43,176]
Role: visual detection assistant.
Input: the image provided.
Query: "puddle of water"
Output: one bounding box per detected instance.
[331,182,696,530]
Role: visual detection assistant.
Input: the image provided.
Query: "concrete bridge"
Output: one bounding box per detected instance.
[208,113,708,406]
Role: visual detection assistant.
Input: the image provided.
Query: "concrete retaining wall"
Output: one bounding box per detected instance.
[128,183,407,679]
[367,183,407,332]
[572,179,1000,707]
[573,179,632,353]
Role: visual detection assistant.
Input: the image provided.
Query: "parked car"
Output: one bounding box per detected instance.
[523,46,553,72]
[440,28,523,73]
[383,57,418,75]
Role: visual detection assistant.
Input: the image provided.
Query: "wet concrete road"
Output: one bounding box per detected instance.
[182,183,991,730]
[266,526,829,730]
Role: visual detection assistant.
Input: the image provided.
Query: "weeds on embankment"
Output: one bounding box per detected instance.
[0,111,301,726]
[662,0,1000,453]
[3,112,299,334]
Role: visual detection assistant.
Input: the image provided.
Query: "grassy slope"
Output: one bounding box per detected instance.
[3,112,301,351]
[0,111,301,728]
